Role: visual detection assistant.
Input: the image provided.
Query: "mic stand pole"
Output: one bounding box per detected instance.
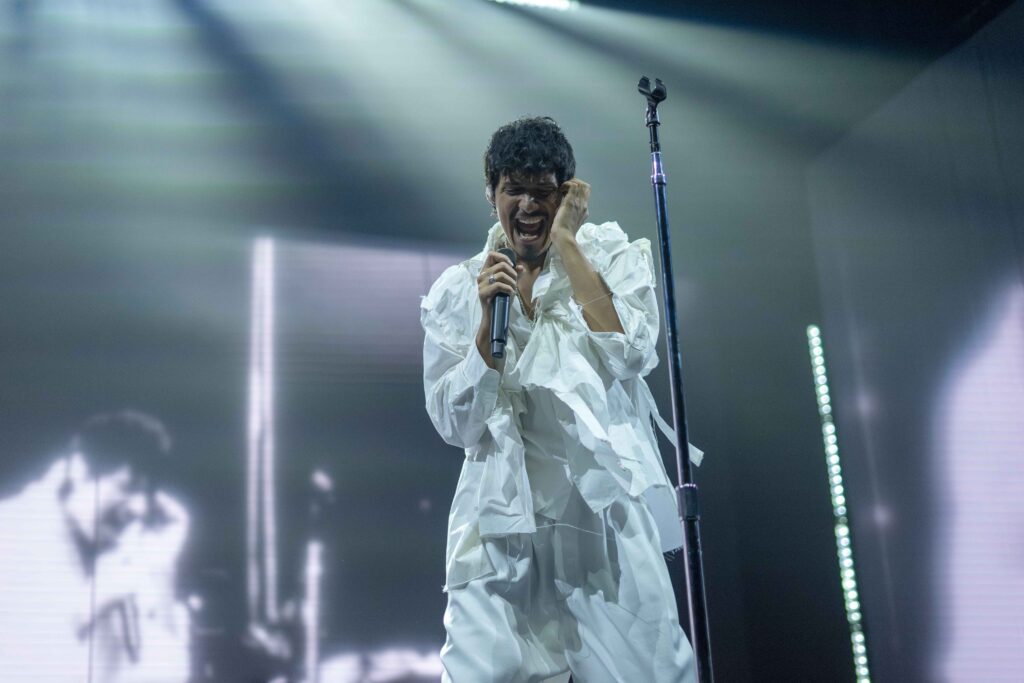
[637,76,714,683]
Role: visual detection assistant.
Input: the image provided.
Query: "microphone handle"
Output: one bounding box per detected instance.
[491,292,510,358]
[490,247,518,358]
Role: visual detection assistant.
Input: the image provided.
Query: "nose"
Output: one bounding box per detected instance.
[519,192,540,212]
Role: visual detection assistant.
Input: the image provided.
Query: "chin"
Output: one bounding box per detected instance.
[499,224,550,262]
[518,234,551,260]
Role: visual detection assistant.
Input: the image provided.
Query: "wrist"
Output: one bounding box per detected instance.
[476,322,498,370]
[550,227,577,249]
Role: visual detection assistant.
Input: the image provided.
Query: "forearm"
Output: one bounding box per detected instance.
[553,231,624,333]
[476,317,499,370]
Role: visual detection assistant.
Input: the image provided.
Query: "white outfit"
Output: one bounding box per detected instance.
[421,222,696,682]
[0,460,191,682]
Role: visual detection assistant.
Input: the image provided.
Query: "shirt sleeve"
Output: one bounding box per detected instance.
[570,223,661,381]
[421,263,502,449]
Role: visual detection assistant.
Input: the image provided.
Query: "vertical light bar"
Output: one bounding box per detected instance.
[260,239,279,623]
[246,241,265,622]
[247,238,279,624]
[303,539,324,683]
[806,325,871,683]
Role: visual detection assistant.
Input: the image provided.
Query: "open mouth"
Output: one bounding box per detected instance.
[515,215,545,244]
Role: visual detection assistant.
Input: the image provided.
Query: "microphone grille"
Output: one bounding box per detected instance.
[497,247,517,266]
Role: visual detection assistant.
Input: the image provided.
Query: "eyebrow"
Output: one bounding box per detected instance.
[506,177,557,189]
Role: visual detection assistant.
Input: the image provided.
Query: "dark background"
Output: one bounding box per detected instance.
[1,0,1020,680]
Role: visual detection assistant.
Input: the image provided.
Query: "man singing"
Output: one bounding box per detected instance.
[421,116,696,682]
[0,410,191,682]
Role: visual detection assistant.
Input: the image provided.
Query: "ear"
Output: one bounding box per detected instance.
[484,185,494,207]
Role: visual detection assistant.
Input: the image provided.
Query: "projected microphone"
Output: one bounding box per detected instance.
[490,247,517,358]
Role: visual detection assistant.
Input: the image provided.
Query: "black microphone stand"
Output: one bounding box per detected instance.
[638,76,714,683]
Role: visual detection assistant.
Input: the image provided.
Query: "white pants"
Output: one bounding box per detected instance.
[440,487,695,683]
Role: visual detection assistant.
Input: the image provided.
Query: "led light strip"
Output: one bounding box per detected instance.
[488,0,579,10]
[806,325,871,682]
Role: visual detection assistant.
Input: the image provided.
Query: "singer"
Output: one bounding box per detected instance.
[0,410,190,681]
[421,116,695,682]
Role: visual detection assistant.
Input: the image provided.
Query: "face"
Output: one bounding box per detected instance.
[492,171,561,265]
[62,454,147,552]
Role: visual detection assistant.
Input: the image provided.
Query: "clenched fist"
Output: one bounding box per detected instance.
[551,178,590,240]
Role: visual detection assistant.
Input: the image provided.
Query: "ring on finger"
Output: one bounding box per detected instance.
[488,274,496,285]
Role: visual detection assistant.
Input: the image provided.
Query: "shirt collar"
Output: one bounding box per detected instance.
[481,223,568,305]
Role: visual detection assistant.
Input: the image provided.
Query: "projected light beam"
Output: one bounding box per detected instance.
[806,325,871,683]
[487,0,578,10]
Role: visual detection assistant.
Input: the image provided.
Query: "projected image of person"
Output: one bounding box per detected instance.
[421,116,695,682]
[0,410,191,682]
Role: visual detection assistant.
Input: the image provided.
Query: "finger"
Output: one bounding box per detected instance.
[478,272,517,290]
[494,262,517,278]
[488,250,514,266]
[482,282,516,300]
[563,183,586,204]
[153,491,188,523]
[479,263,517,283]
[491,272,517,287]
[482,251,508,269]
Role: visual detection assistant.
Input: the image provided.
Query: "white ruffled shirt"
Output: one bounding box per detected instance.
[422,221,699,591]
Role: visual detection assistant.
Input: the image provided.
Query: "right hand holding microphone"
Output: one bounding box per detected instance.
[476,250,523,367]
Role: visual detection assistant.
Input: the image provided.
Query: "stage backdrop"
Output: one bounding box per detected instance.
[6,0,1003,680]
[807,1,1024,680]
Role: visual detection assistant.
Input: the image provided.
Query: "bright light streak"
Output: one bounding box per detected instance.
[319,647,444,683]
[935,285,1024,679]
[304,540,324,683]
[488,0,579,10]
[247,238,279,624]
[806,325,871,683]
[261,238,279,624]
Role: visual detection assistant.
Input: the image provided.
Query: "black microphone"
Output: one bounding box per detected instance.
[490,247,517,358]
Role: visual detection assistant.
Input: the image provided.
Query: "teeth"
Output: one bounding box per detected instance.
[515,216,543,243]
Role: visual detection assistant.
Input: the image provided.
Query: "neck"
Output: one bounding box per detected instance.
[519,249,547,276]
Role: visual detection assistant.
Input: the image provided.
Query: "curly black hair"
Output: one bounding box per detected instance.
[71,409,172,478]
[483,116,576,191]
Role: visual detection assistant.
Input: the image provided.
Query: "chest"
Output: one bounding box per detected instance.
[517,268,540,304]
[516,265,547,322]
